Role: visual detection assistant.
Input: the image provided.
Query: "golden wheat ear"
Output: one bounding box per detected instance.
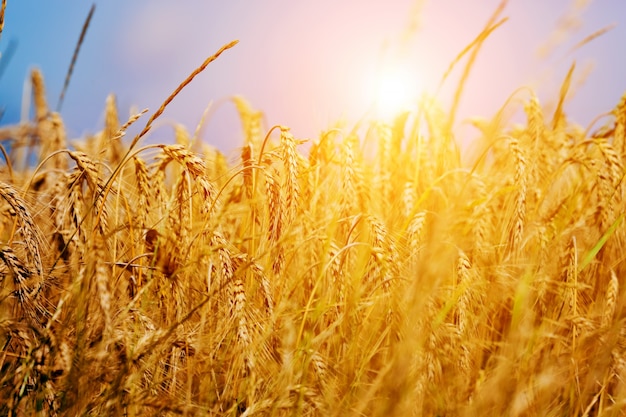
[0,182,43,276]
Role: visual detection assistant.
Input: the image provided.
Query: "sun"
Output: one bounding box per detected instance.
[372,65,421,121]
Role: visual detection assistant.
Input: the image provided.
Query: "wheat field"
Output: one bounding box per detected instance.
[2,5,626,417]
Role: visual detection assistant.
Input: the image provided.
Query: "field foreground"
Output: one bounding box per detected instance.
[2,61,626,416]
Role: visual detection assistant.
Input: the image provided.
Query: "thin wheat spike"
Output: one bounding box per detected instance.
[327,241,345,305]
[265,167,285,276]
[100,94,123,164]
[174,123,190,147]
[272,249,285,278]
[569,23,616,55]
[376,122,392,210]
[38,112,68,180]
[133,156,151,229]
[280,126,300,224]
[211,231,234,288]
[241,143,253,200]
[508,137,527,253]
[456,250,472,335]
[589,143,618,231]
[57,4,95,112]
[202,143,225,181]
[169,170,192,252]
[402,181,415,219]
[407,211,427,255]
[103,95,120,141]
[235,253,273,316]
[133,157,149,286]
[93,233,112,335]
[552,62,576,130]
[566,236,579,319]
[67,151,109,234]
[469,176,491,258]
[31,68,49,122]
[132,39,238,149]
[231,279,251,347]
[310,349,328,384]
[594,137,623,187]
[368,216,398,291]
[525,94,546,176]
[254,264,274,317]
[66,170,86,243]
[233,95,263,146]
[341,134,358,216]
[196,176,219,217]
[265,169,282,244]
[68,151,99,188]
[150,155,169,217]
[602,269,619,329]
[48,113,68,170]
[446,6,508,129]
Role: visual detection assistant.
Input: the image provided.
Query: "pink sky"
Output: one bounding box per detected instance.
[1,1,625,153]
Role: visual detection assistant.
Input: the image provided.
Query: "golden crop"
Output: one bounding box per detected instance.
[1,6,626,416]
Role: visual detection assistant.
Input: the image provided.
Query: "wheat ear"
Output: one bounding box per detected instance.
[0,182,43,276]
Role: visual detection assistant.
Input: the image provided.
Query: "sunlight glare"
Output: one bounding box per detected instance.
[374,66,420,121]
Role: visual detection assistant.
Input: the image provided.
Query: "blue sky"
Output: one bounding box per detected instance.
[1,1,625,153]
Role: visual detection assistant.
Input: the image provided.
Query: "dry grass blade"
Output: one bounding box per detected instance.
[568,23,616,54]
[57,4,95,112]
[131,39,239,149]
[437,17,507,97]
[447,15,508,129]
[436,0,508,128]
[0,38,17,81]
[538,0,592,58]
[552,62,576,129]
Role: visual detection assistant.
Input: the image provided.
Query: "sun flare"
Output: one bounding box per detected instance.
[373,65,421,121]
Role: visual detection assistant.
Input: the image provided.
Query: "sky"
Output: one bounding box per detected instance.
[0,1,625,154]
